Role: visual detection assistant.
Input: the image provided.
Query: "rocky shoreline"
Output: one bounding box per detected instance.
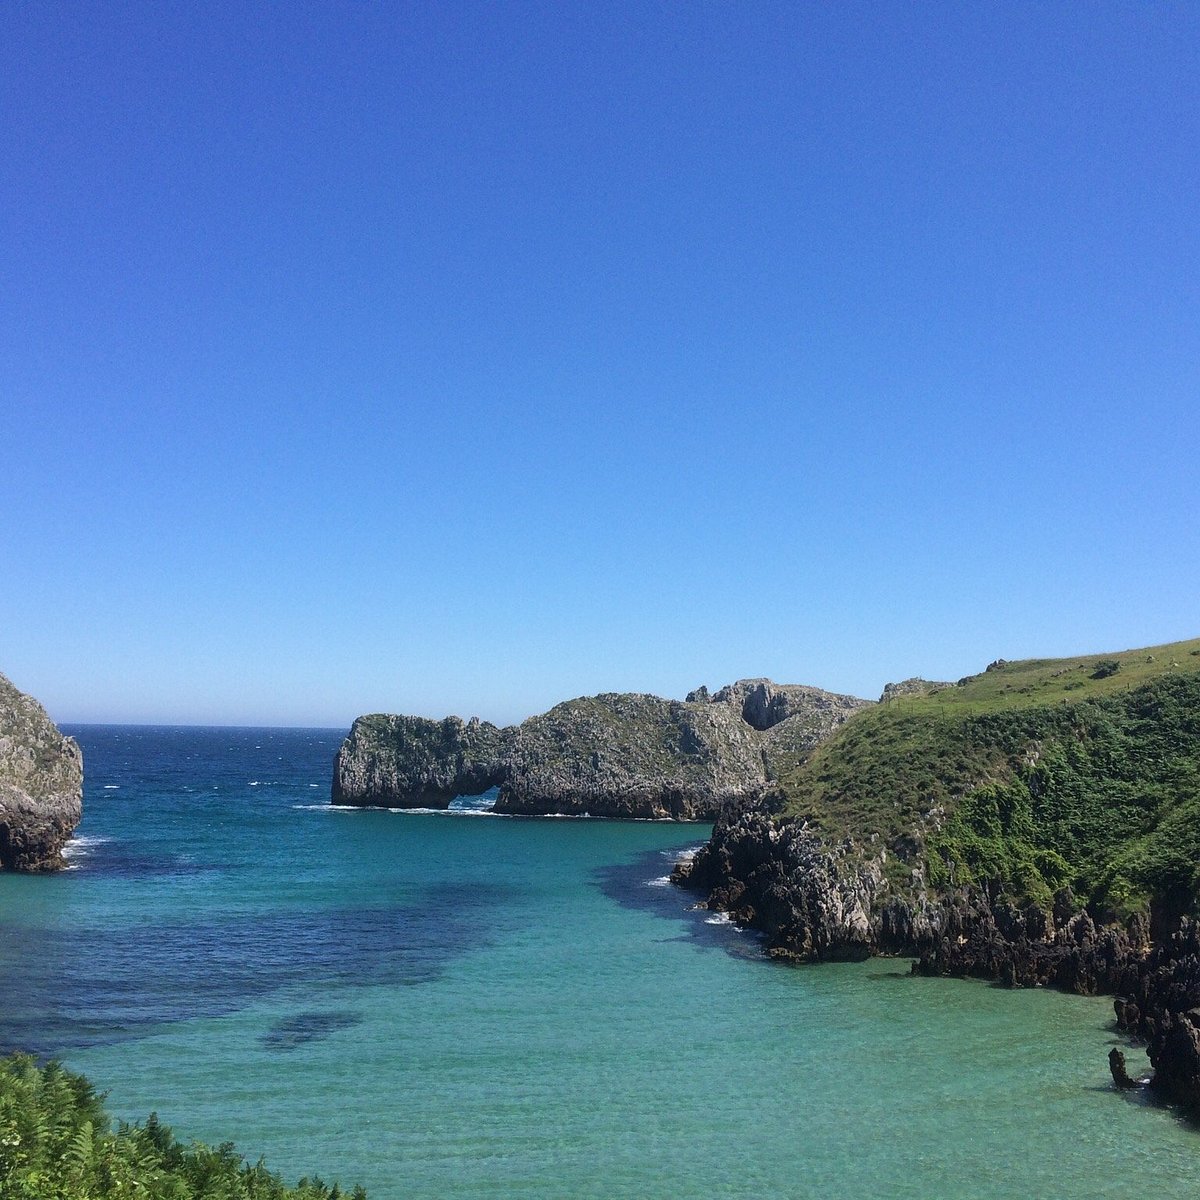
[0,672,83,872]
[672,807,1200,1114]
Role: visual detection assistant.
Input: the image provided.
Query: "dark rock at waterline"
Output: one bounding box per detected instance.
[672,809,881,960]
[334,682,871,820]
[1109,1048,1140,1089]
[0,672,82,871]
[1111,919,1200,1111]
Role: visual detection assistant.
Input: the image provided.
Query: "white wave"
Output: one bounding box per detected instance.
[63,834,111,861]
[291,803,510,819]
[102,784,120,790]
[646,875,672,887]
[704,912,734,926]
[387,807,507,817]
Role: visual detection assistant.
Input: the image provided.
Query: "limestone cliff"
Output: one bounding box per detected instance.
[333,681,870,819]
[494,692,769,819]
[332,714,506,807]
[0,672,83,871]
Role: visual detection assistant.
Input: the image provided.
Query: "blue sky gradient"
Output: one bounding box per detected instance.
[3,2,1198,726]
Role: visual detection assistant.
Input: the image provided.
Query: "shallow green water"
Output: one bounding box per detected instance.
[1,727,1196,1198]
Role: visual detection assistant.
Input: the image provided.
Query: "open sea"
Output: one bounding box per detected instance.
[1,725,1198,1198]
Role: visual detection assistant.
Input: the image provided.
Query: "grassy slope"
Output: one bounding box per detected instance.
[770,637,1200,918]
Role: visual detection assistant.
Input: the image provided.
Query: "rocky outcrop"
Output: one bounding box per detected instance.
[674,646,1200,1120]
[674,812,1200,1113]
[673,809,882,959]
[332,714,506,807]
[1111,920,1200,1110]
[878,677,952,702]
[675,808,1152,982]
[689,678,869,735]
[493,693,771,819]
[0,672,83,871]
[333,680,871,819]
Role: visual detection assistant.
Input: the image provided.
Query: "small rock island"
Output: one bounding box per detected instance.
[333,679,870,819]
[0,671,83,871]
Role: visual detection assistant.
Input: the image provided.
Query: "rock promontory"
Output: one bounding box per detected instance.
[333,680,871,820]
[672,639,1200,1113]
[0,672,83,871]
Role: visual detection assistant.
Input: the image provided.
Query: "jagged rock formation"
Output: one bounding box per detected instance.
[674,809,882,960]
[333,681,871,819]
[1111,920,1200,1110]
[0,672,83,871]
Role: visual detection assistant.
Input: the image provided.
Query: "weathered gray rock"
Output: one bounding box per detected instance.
[333,680,871,819]
[690,678,870,734]
[332,714,506,807]
[495,693,768,819]
[673,809,882,959]
[0,672,83,871]
[879,677,953,702]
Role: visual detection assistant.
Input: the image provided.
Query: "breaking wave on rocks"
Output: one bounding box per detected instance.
[62,834,112,865]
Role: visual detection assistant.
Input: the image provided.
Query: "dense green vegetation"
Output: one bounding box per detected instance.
[0,1055,365,1200]
[771,638,1200,917]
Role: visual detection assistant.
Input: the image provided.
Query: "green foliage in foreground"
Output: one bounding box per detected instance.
[0,1055,366,1200]
[772,639,1200,918]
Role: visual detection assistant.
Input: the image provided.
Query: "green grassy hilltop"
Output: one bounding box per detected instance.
[770,637,1200,922]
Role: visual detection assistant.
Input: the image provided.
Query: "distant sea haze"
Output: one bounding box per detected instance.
[0,725,1195,1199]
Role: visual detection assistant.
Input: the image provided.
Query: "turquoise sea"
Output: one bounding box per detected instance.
[2,726,1198,1198]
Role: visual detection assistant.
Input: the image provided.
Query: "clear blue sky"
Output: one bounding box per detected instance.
[3,2,1197,727]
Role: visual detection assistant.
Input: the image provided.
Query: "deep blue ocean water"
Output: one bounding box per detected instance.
[1,725,1198,1198]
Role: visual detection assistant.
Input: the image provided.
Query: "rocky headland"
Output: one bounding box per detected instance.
[333,679,870,819]
[0,672,83,871]
[672,640,1200,1115]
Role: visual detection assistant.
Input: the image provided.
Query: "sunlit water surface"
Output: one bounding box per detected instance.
[1,726,1196,1198]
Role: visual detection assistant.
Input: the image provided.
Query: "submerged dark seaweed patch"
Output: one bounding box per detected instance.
[0,883,497,1056]
[260,1010,363,1051]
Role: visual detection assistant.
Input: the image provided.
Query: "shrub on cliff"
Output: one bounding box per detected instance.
[0,1054,366,1200]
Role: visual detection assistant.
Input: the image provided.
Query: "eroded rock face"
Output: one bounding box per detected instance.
[491,694,758,819]
[690,679,870,735]
[1111,919,1200,1110]
[333,681,870,819]
[675,809,882,960]
[0,673,83,871]
[332,714,506,808]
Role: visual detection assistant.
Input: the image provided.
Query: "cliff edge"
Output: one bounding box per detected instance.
[0,672,83,871]
[333,680,871,820]
[672,638,1200,1112]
